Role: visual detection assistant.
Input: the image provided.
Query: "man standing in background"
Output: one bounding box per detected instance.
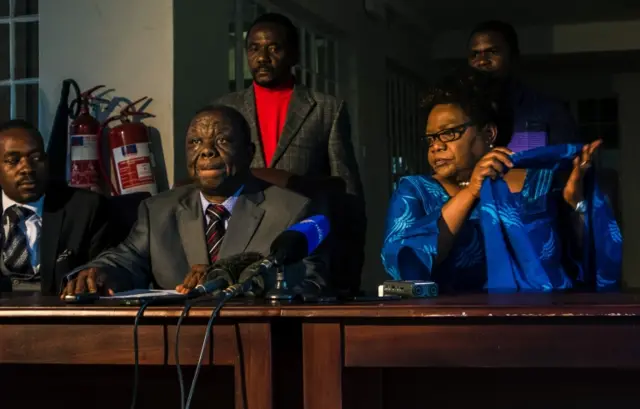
[216,13,366,294]
[468,20,579,152]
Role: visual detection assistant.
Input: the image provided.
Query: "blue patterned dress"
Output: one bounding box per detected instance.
[381,164,622,292]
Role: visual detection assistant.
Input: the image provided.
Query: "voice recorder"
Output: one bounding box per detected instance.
[382,280,439,298]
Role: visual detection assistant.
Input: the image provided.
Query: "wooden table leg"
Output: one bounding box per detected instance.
[303,323,342,409]
[234,322,272,409]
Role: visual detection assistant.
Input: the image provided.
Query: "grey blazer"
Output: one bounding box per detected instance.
[82,178,328,292]
[215,84,364,198]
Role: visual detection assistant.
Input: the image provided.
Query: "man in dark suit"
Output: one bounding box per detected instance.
[62,105,328,296]
[0,119,109,295]
[216,13,366,294]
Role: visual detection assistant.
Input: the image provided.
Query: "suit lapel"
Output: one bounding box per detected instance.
[218,188,265,258]
[40,194,65,294]
[243,86,267,168]
[176,187,210,266]
[0,196,7,283]
[270,85,316,167]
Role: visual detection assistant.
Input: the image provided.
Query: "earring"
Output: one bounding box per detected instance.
[489,143,494,148]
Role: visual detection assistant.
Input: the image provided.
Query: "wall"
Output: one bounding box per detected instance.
[39,0,237,189]
[172,0,233,183]
[39,0,174,188]
[613,73,640,288]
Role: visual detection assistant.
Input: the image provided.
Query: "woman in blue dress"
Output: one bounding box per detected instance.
[381,71,621,292]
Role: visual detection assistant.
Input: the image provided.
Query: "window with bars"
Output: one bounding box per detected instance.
[387,63,427,192]
[577,97,619,149]
[228,0,339,96]
[0,0,38,125]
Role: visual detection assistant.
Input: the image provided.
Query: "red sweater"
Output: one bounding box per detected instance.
[253,80,294,166]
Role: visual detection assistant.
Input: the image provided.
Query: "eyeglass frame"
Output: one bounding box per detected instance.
[422,121,475,147]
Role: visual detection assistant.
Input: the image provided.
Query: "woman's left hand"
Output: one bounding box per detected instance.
[563,139,603,208]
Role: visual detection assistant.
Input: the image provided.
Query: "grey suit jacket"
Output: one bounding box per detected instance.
[82,178,328,292]
[215,84,364,198]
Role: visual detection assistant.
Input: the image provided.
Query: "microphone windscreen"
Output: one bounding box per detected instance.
[237,259,270,297]
[270,231,308,265]
[204,252,264,283]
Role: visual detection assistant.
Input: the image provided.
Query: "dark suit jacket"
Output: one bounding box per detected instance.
[216,84,366,293]
[0,183,110,295]
[81,177,329,292]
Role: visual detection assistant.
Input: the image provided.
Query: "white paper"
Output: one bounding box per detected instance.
[101,289,182,300]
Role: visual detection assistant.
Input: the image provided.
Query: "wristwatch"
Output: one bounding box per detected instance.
[575,200,587,214]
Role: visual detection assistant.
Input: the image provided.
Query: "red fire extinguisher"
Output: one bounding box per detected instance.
[98,97,158,196]
[68,85,108,193]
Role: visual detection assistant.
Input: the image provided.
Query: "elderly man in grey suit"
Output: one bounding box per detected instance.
[61,105,328,297]
[216,13,365,295]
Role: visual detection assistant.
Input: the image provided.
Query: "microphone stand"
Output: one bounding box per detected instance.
[265,266,295,301]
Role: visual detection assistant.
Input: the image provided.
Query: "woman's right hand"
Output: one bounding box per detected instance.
[466,148,514,198]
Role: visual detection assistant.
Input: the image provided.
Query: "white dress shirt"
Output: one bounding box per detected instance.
[2,191,45,274]
[199,187,243,229]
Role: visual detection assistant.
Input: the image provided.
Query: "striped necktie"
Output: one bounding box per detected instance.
[205,204,229,263]
[2,205,36,280]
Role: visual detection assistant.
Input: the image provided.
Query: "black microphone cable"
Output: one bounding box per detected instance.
[175,295,218,409]
[184,291,235,409]
[131,293,192,409]
[130,300,150,409]
[183,264,268,409]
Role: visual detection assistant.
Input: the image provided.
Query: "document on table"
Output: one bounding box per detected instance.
[100,289,183,300]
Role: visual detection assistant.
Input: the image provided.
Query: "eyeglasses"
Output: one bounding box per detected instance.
[423,121,474,147]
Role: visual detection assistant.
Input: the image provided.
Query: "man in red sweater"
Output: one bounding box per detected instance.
[216,13,365,295]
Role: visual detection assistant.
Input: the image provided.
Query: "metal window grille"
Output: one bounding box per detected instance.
[386,63,427,192]
[229,0,339,96]
[576,97,619,149]
[0,0,39,124]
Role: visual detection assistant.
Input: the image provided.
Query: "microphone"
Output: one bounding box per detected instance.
[224,215,331,298]
[190,252,263,296]
[269,214,331,264]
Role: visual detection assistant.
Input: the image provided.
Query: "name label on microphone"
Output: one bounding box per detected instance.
[288,215,330,255]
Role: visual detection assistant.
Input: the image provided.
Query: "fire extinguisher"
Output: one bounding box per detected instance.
[98,97,158,196]
[68,85,109,193]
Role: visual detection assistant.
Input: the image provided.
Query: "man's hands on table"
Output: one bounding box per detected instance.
[61,264,213,298]
[60,267,114,299]
[176,264,208,294]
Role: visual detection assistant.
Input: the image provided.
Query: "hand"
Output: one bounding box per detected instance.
[176,264,209,294]
[60,267,113,298]
[563,139,603,208]
[466,147,514,198]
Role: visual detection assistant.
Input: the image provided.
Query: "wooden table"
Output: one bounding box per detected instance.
[0,294,302,409]
[286,293,640,409]
[5,293,640,409]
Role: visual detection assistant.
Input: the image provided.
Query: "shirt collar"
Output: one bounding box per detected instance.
[253,78,295,94]
[2,191,44,217]
[199,186,244,217]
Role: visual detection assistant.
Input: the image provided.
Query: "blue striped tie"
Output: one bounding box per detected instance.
[2,205,35,280]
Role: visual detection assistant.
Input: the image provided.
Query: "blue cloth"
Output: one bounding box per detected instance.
[381,144,621,293]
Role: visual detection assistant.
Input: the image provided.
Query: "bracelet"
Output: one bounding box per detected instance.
[575,200,587,214]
